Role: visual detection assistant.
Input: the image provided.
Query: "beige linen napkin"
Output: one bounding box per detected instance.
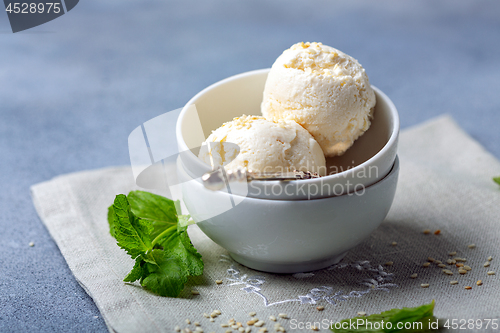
[31,115,500,333]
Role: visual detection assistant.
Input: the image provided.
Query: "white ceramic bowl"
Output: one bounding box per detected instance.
[178,156,399,273]
[176,68,399,199]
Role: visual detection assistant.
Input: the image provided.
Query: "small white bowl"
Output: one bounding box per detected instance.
[178,156,399,273]
[176,69,399,199]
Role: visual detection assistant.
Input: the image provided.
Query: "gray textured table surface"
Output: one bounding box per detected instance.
[1,1,499,332]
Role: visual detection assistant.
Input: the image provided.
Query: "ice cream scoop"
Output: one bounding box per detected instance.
[198,115,326,175]
[261,42,376,157]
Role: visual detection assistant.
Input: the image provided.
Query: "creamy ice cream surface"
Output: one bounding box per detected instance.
[261,42,376,157]
[198,115,326,175]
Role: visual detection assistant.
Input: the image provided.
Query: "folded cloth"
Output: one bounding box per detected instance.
[31,115,500,333]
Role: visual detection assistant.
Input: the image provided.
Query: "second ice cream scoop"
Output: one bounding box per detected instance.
[198,115,326,176]
[261,42,376,157]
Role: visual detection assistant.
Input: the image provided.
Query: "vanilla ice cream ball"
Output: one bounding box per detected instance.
[198,115,326,175]
[261,42,376,157]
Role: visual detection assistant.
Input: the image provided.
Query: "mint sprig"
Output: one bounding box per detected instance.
[494,176,500,186]
[108,191,202,297]
[331,300,436,332]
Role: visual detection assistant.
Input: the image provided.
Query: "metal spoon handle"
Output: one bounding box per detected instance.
[201,168,320,191]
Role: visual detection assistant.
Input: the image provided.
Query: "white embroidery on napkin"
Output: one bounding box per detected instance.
[219,256,397,307]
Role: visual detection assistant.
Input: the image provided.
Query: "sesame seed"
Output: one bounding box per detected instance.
[209,318,214,322]
[488,256,493,261]
[456,263,464,267]
[448,251,457,256]
[484,262,491,267]
[245,328,251,333]
[221,324,229,328]
[194,322,200,326]
[455,257,467,262]
[357,312,366,316]
[459,269,467,274]
[434,260,442,264]
[254,321,265,327]
[203,313,210,318]
[210,313,217,318]
[191,290,200,295]
[421,283,430,288]
[214,310,221,315]
[427,257,435,262]
[225,330,232,333]
[247,320,255,326]
[29,242,34,247]
[444,270,453,275]
[195,328,203,333]
[465,286,472,290]
[487,271,496,275]
[185,329,192,333]
[316,306,324,311]
[258,328,268,333]
[278,314,288,319]
[463,265,472,271]
[385,261,393,266]
[468,244,476,249]
[423,262,431,267]
[450,280,458,285]
[391,242,397,246]
[215,280,223,285]
[438,264,446,268]
[311,326,319,331]
[249,312,256,317]
[410,273,418,279]
[239,328,245,332]
[277,327,285,332]
[269,315,276,321]
[237,323,243,328]
[175,326,181,332]
[477,280,483,286]
[186,319,191,324]
[434,230,441,235]
[423,229,431,234]
[447,259,456,265]
[232,325,239,329]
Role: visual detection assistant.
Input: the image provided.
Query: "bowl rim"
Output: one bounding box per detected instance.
[176,68,400,185]
[178,155,400,202]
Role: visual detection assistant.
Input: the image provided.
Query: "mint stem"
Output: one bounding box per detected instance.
[152,225,177,247]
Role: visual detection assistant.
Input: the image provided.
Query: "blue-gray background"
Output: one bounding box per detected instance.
[1,0,499,331]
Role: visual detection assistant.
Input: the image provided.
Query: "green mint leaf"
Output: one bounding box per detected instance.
[140,249,189,297]
[152,221,203,277]
[494,176,500,186]
[128,190,178,223]
[127,191,203,276]
[124,258,144,283]
[127,190,180,241]
[107,205,116,238]
[108,191,203,297]
[331,300,436,333]
[112,194,153,259]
